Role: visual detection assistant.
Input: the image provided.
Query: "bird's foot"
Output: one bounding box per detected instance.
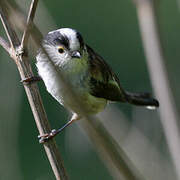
[21,76,42,84]
[38,118,77,143]
[38,129,58,143]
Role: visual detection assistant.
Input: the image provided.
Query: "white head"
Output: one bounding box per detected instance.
[38,28,85,66]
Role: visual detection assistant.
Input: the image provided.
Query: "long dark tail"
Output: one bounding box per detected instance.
[125,91,159,109]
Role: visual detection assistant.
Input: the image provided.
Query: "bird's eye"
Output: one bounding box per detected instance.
[58,47,64,54]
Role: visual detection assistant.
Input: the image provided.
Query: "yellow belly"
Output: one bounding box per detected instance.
[81,93,107,114]
[65,92,107,115]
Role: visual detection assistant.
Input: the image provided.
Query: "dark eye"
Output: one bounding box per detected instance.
[58,47,64,54]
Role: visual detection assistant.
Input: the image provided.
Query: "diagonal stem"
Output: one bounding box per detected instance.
[21,0,39,48]
[0,3,20,49]
[0,0,68,179]
[134,0,180,179]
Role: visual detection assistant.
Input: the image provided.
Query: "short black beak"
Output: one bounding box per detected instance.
[71,51,81,59]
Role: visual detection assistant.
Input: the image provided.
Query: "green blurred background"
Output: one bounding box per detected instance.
[0,0,180,179]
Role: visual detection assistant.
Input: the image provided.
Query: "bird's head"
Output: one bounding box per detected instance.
[41,28,87,66]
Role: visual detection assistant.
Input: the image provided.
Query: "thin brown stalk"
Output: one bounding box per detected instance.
[0,0,68,179]
[80,118,144,180]
[21,0,39,48]
[0,6,19,49]
[134,0,180,179]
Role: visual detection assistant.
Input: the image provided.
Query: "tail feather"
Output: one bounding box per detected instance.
[125,91,159,108]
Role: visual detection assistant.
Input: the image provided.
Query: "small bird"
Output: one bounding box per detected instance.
[35,28,159,142]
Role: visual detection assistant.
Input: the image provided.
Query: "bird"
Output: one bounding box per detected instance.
[34,28,159,142]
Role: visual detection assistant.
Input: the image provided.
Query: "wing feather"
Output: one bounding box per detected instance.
[87,45,127,102]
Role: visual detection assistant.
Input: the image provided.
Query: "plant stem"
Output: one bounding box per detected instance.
[0,1,68,179]
[134,0,180,179]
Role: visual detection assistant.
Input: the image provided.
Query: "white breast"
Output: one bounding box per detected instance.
[36,55,107,115]
[36,59,65,104]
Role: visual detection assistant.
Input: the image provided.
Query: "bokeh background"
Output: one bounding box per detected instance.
[0,0,180,179]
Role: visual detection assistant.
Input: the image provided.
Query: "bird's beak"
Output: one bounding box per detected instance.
[71,51,81,59]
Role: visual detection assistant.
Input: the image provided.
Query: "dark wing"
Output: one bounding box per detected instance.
[87,45,127,102]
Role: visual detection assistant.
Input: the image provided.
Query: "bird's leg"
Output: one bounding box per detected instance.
[38,113,81,143]
[21,76,42,84]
